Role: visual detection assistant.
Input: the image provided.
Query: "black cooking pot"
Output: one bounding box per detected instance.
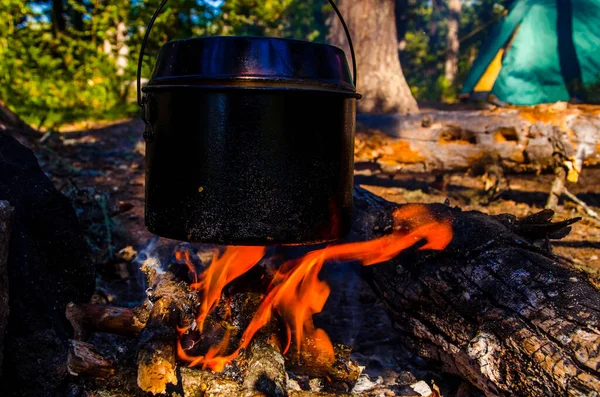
[137,0,360,246]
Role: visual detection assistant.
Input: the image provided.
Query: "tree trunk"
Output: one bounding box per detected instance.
[51,0,66,36]
[445,0,461,84]
[67,0,84,31]
[115,21,129,76]
[351,186,600,396]
[328,0,418,114]
[429,0,440,44]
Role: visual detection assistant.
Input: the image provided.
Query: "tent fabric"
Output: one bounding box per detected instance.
[460,0,600,105]
[473,48,505,93]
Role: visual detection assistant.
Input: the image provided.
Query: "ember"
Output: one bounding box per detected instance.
[175,204,452,372]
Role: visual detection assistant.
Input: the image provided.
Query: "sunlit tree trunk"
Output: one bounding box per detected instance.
[444,0,462,84]
[327,0,418,114]
[103,21,129,76]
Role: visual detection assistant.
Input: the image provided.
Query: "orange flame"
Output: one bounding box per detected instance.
[177,204,452,371]
[176,246,266,332]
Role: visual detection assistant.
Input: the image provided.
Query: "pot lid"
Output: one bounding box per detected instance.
[145,36,358,95]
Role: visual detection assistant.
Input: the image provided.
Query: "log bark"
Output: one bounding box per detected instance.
[67,340,116,379]
[66,303,147,340]
[0,201,13,377]
[350,186,600,396]
[136,260,197,395]
[327,0,418,114]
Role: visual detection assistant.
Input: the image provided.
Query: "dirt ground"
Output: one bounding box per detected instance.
[34,117,600,279]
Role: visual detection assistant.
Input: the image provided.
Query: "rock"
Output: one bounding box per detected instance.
[0,133,95,397]
[409,380,433,396]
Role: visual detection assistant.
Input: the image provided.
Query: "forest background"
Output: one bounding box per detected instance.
[0,0,512,130]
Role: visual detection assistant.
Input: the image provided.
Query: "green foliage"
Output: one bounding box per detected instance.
[1,0,520,127]
[0,1,136,129]
[214,0,328,41]
[0,0,329,129]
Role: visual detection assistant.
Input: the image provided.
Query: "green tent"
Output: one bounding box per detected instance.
[460,0,600,105]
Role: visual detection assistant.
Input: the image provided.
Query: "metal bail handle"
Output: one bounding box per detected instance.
[136,0,358,108]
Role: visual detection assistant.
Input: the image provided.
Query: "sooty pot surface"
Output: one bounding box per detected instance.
[144,88,356,245]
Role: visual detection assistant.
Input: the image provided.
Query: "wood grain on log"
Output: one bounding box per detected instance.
[242,339,287,397]
[67,339,116,379]
[136,260,196,395]
[350,186,600,396]
[0,201,13,376]
[355,108,600,174]
[66,303,147,340]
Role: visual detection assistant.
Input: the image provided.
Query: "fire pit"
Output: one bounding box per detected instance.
[65,202,452,396]
[61,2,456,395]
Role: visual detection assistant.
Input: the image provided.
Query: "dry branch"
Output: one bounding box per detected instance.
[242,339,287,397]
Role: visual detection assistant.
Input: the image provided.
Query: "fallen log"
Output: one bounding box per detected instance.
[350,186,600,396]
[355,106,600,177]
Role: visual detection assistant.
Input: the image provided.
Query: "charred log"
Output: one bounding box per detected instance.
[351,186,600,396]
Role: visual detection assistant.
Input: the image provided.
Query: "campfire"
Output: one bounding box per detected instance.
[66,204,452,396]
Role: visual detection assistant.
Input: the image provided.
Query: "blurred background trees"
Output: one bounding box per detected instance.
[0,0,513,129]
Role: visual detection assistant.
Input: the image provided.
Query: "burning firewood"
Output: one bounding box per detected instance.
[67,340,116,379]
[241,339,287,396]
[285,343,362,389]
[66,303,147,340]
[136,258,198,395]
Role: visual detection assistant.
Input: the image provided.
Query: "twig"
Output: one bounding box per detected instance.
[563,188,600,222]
